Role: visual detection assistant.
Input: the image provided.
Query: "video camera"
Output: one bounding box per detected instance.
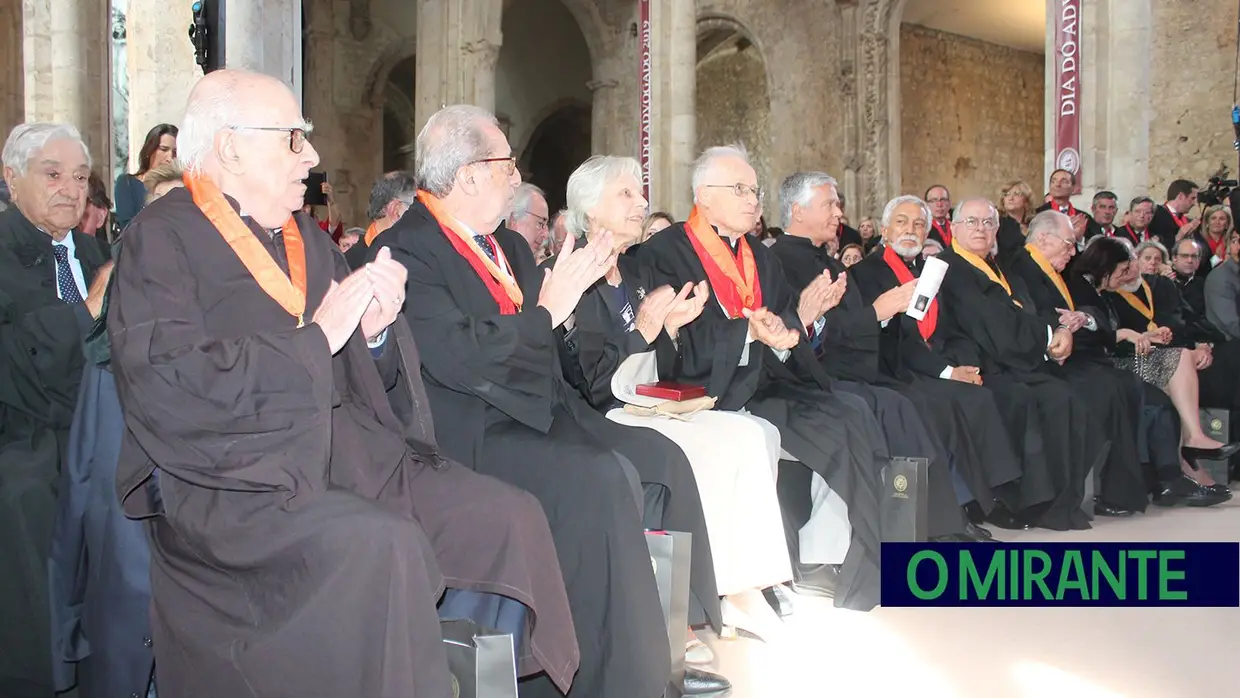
[188,1,223,74]
[1199,175,1237,207]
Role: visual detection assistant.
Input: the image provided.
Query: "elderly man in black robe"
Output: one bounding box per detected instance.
[0,122,112,697]
[933,197,1104,531]
[1006,210,1149,516]
[775,175,1023,539]
[377,104,729,698]
[108,70,579,698]
[635,145,891,611]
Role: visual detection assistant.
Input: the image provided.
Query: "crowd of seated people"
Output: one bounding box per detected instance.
[4,67,1240,698]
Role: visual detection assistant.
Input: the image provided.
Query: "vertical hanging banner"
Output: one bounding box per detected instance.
[639,0,653,203]
[1054,0,1082,193]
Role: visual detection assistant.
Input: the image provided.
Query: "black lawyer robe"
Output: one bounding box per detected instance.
[109,188,578,698]
[380,200,714,698]
[825,245,1027,517]
[768,234,967,537]
[934,247,1101,530]
[636,222,890,612]
[1007,248,1149,511]
[0,206,107,697]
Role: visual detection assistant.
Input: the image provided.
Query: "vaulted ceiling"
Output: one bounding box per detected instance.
[902,0,1047,54]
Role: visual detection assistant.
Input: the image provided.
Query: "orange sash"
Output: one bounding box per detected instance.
[950,239,1022,307]
[363,221,381,247]
[184,173,307,326]
[882,245,937,340]
[683,207,762,319]
[1024,244,1075,311]
[417,190,524,313]
[1117,278,1157,331]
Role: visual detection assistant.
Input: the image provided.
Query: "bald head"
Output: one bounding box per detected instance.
[179,69,319,228]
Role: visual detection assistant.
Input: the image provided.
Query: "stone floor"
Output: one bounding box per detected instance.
[699,498,1240,698]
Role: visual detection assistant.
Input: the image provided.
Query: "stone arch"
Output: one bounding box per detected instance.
[694,13,773,211]
[519,101,592,213]
[362,38,417,111]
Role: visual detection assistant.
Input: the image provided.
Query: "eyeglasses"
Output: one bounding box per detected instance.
[703,183,764,203]
[228,125,312,154]
[473,156,518,176]
[528,212,549,231]
[927,196,951,204]
[955,217,999,232]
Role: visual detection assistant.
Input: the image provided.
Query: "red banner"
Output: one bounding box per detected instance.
[639,0,652,203]
[1054,0,1082,193]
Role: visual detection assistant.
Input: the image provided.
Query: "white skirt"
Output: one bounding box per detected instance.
[606,408,793,596]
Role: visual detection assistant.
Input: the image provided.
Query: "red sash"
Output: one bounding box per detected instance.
[683,207,762,319]
[418,191,521,315]
[882,245,937,340]
[1056,202,1078,217]
[1168,205,1189,229]
[932,219,952,246]
[1205,232,1227,259]
[1117,225,1141,245]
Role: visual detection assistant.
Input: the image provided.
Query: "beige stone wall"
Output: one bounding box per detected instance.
[0,0,22,140]
[1148,0,1240,201]
[900,23,1044,206]
[126,0,198,172]
[695,46,771,214]
[695,0,844,220]
[496,0,593,161]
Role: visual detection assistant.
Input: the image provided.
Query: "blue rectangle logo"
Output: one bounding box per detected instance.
[880,542,1240,607]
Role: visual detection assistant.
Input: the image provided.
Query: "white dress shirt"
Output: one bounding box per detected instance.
[52,233,89,301]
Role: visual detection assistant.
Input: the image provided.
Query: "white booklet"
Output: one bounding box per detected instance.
[905,255,949,320]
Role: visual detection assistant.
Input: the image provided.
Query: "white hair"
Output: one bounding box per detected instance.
[177,72,309,174]
[2,123,92,175]
[691,144,750,203]
[1134,239,1169,262]
[415,105,499,197]
[509,182,547,221]
[565,155,643,237]
[952,197,999,223]
[778,171,837,228]
[880,195,932,229]
[1026,209,1071,243]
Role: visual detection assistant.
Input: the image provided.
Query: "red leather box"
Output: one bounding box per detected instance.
[635,381,707,401]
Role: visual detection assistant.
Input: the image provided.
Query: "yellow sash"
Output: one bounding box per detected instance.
[950,239,1022,307]
[1117,279,1157,331]
[1024,244,1074,311]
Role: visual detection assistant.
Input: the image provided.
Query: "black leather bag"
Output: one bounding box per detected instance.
[881,457,929,542]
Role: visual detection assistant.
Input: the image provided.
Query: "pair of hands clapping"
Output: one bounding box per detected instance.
[313,246,408,354]
[635,281,711,343]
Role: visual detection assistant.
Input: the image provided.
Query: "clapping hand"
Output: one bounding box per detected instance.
[664,281,710,340]
[796,272,836,329]
[359,246,408,342]
[743,307,800,351]
[633,285,679,343]
[537,230,615,327]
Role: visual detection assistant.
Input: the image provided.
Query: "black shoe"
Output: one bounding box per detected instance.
[793,563,839,598]
[965,521,994,540]
[1182,442,1240,462]
[682,667,732,696]
[1153,476,1229,507]
[1208,483,1233,499]
[761,584,794,618]
[986,505,1032,531]
[1092,498,1134,517]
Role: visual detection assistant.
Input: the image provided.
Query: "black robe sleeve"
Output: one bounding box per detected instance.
[567,264,657,410]
[109,214,338,497]
[383,215,560,434]
[938,253,1052,375]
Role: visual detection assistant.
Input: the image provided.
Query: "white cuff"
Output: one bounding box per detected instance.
[938,366,954,379]
[367,329,389,349]
[773,347,792,363]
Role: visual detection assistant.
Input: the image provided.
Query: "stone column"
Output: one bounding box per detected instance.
[415,0,503,128]
[0,0,23,138]
[837,0,862,220]
[225,0,300,92]
[647,0,695,219]
[1047,0,1152,205]
[23,0,112,168]
[126,0,199,170]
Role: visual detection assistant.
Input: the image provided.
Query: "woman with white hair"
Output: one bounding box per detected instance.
[557,155,794,646]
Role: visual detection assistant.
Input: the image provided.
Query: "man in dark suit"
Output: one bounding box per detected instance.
[0,122,112,697]
[1148,179,1200,249]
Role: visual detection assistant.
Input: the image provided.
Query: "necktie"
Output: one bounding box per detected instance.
[52,244,84,304]
[474,234,497,263]
[270,229,290,274]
